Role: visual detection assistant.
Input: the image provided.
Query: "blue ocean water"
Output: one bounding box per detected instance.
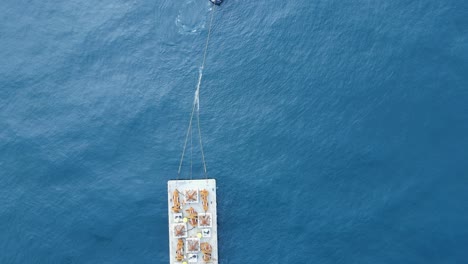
[1,0,468,263]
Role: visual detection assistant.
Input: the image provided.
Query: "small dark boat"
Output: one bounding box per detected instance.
[210,0,223,5]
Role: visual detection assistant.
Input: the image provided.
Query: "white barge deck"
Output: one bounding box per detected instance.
[167,179,218,264]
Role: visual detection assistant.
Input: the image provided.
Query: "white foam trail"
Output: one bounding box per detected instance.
[194,68,203,111]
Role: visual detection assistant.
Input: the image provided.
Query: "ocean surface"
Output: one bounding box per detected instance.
[1,0,468,263]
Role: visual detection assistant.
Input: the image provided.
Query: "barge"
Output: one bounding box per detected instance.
[167,179,218,263]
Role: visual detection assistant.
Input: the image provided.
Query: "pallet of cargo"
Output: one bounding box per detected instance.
[167,179,218,264]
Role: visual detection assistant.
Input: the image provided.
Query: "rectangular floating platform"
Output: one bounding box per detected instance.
[168,179,218,264]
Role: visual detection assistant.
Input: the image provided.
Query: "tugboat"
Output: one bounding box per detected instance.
[210,0,223,5]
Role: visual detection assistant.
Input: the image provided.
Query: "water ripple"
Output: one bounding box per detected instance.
[176,0,211,35]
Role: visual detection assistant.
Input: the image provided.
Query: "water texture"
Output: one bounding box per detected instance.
[1,0,468,263]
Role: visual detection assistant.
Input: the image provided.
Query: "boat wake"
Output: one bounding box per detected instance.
[176,0,211,35]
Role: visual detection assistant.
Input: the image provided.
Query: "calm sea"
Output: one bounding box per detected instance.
[1,0,467,263]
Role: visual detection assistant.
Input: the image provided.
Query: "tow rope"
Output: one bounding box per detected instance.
[177,4,217,180]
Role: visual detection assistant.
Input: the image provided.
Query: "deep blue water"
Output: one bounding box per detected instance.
[1,0,468,263]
